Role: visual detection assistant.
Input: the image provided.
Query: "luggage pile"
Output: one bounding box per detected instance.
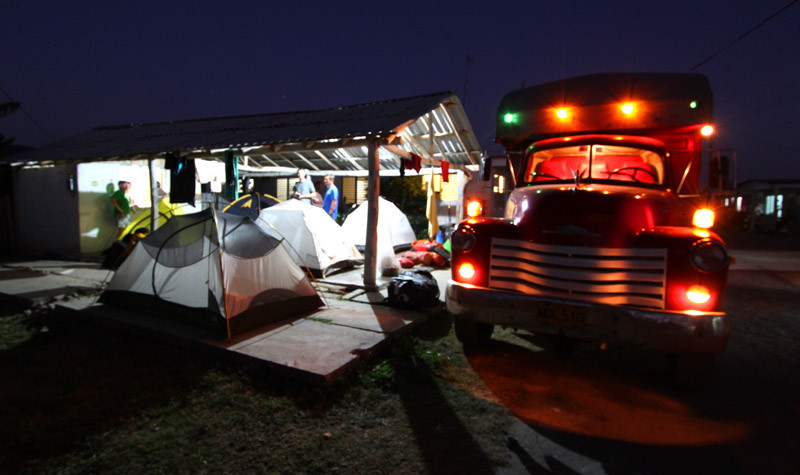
[398,239,450,269]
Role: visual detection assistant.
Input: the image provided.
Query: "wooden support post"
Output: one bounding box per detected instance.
[148,156,158,232]
[363,138,380,288]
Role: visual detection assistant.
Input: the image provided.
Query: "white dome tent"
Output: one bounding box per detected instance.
[341,197,417,277]
[256,200,362,277]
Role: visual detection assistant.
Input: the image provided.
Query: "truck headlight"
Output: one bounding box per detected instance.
[451,226,476,252]
[690,241,728,273]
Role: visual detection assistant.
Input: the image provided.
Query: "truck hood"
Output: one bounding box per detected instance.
[507,184,678,247]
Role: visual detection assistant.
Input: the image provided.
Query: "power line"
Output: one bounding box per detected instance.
[0,85,54,141]
[689,0,800,72]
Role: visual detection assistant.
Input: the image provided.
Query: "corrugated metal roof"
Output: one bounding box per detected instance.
[8,91,482,171]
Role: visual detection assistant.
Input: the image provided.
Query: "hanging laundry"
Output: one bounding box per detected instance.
[441,160,450,182]
[170,156,196,205]
[410,153,422,173]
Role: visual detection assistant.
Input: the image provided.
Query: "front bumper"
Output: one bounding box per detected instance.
[446,280,729,354]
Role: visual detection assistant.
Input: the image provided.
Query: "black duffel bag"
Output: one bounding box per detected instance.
[386,269,440,309]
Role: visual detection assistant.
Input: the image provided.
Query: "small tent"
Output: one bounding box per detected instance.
[341,197,416,251]
[101,208,322,337]
[222,192,281,221]
[256,200,362,277]
[120,199,189,239]
[341,197,416,276]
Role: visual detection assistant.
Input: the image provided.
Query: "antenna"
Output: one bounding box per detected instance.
[462,55,473,106]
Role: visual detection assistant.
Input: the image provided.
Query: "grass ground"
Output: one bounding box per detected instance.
[0,302,516,474]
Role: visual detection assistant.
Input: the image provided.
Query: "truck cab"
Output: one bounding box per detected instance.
[447,73,734,383]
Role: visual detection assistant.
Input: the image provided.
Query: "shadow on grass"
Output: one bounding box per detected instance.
[390,354,496,474]
[0,309,214,472]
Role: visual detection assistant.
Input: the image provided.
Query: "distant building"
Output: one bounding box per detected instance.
[723,179,800,234]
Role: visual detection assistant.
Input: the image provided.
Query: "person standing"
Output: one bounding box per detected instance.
[110,180,135,238]
[322,174,339,220]
[293,168,315,204]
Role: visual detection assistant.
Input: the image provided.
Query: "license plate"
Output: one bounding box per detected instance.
[536,302,587,329]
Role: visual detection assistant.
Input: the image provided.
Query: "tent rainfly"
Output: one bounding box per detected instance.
[101,208,322,337]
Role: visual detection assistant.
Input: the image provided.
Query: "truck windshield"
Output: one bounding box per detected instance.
[524,144,665,185]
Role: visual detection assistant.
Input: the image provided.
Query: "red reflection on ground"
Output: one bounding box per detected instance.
[466,343,752,446]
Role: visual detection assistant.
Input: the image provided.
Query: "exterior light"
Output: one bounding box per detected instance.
[621,103,634,115]
[690,101,698,109]
[466,200,483,218]
[451,226,476,251]
[686,285,711,304]
[457,263,476,279]
[503,113,518,124]
[691,241,728,273]
[693,209,715,228]
[556,109,568,119]
[701,125,714,136]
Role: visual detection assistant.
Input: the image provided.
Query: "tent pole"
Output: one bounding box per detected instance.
[363,137,380,288]
[148,156,158,232]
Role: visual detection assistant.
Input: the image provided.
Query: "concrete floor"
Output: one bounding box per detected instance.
[0,260,450,385]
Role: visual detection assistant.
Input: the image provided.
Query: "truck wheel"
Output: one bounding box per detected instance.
[670,353,715,388]
[454,318,494,346]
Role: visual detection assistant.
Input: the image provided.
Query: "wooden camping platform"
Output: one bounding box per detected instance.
[67,296,424,385]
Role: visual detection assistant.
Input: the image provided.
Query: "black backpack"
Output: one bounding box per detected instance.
[386,270,440,309]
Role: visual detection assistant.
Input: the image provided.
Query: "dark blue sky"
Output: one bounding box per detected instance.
[2,1,799,181]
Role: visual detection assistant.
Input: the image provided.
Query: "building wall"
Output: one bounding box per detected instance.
[16,163,80,258]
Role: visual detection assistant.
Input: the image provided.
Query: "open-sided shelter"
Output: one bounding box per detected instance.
[101,208,322,337]
[6,91,481,286]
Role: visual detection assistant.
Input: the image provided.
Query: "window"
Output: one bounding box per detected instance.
[342,177,368,205]
[421,174,459,201]
[275,178,299,201]
[765,195,775,215]
[524,143,665,185]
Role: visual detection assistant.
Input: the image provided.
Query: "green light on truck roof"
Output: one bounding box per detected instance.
[689,101,698,109]
[503,113,518,124]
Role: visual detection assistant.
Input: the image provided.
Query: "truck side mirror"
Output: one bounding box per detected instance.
[481,156,492,182]
[708,155,732,190]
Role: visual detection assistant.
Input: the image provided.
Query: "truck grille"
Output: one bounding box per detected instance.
[489,238,667,309]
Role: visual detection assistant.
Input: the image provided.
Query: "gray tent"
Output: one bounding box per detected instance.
[101,209,322,337]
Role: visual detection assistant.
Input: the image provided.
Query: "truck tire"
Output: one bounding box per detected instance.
[670,353,715,388]
[454,318,494,346]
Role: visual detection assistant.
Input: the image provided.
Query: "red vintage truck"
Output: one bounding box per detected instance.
[448,73,733,383]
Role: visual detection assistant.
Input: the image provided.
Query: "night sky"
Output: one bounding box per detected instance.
[2,1,798,182]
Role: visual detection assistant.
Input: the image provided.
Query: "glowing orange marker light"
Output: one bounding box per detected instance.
[466,200,482,218]
[458,263,476,280]
[693,209,715,228]
[701,125,714,136]
[621,103,634,115]
[686,285,711,304]
[556,108,568,119]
